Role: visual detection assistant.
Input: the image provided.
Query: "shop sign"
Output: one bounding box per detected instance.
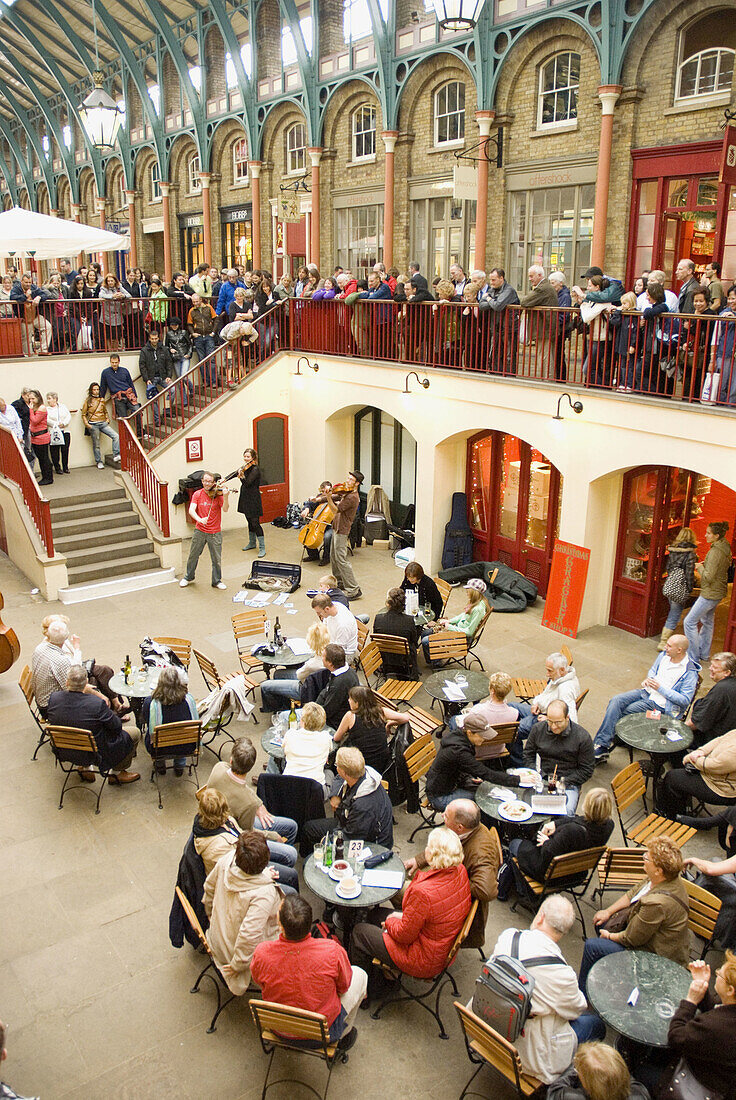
[279,194,301,223]
[541,539,591,638]
[720,124,736,187]
[220,204,253,224]
[178,214,203,228]
[452,165,477,202]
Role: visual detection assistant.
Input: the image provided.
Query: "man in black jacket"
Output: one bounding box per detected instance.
[139,330,175,426]
[302,746,393,849]
[524,700,595,815]
[687,652,736,747]
[315,644,359,728]
[425,712,520,811]
[47,665,140,784]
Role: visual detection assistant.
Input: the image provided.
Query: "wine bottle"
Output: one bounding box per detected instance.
[334,830,344,861]
[288,701,297,729]
[123,654,131,685]
[273,616,282,647]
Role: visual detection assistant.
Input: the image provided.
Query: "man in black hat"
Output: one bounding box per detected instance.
[324,472,363,600]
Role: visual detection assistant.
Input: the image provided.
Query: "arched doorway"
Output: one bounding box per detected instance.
[610,465,736,639]
[466,431,562,595]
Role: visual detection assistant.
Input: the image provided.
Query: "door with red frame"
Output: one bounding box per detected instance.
[253,413,289,523]
[466,431,562,596]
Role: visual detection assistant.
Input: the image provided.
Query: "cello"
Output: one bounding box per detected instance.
[298,483,346,555]
[0,591,20,672]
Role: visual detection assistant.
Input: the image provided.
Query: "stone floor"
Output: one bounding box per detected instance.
[0,518,720,1099]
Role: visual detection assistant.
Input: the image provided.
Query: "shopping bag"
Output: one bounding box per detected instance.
[700,371,721,404]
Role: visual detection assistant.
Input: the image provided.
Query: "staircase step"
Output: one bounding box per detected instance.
[52,512,142,538]
[54,521,144,552]
[50,499,136,523]
[58,567,177,605]
[61,536,153,568]
[67,552,162,584]
[48,488,126,510]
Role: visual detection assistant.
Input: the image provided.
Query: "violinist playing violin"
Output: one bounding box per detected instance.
[325,471,364,601]
[179,471,230,591]
[301,480,333,520]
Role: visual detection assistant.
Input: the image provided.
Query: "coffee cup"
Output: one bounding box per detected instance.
[332,860,349,878]
[341,876,358,893]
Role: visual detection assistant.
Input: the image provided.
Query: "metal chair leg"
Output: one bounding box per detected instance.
[32,731,49,760]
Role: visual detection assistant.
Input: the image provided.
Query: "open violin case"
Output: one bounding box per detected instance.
[242,560,302,593]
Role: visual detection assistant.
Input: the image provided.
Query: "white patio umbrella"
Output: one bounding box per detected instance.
[0,206,130,259]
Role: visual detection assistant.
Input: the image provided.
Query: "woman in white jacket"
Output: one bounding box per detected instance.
[203,830,282,995]
[45,391,71,475]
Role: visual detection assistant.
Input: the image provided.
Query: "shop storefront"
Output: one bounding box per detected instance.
[220,203,253,271]
[410,179,476,278]
[466,431,562,595]
[178,213,205,275]
[334,189,384,279]
[269,198,307,281]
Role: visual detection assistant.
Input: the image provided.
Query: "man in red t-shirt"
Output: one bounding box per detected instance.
[179,471,229,589]
[251,894,367,1050]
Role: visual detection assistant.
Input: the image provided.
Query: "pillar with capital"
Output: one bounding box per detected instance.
[591,85,622,270]
[308,147,322,268]
[474,111,494,273]
[199,172,212,264]
[95,196,107,275]
[125,190,138,269]
[250,161,262,270]
[380,131,399,269]
[161,182,173,284]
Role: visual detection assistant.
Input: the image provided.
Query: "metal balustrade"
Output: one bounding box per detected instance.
[0,425,54,555]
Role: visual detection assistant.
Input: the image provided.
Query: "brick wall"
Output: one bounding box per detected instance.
[256,0,283,83]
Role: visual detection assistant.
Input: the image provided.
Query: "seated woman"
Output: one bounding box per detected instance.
[547,1041,651,1100]
[373,587,419,677]
[350,826,471,998]
[203,830,283,995]
[578,836,690,994]
[400,561,443,622]
[332,686,410,778]
[257,622,329,711]
[685,848,736,949]
[421,581,488,665]
[510,787,614,886]
[657,728,736,818]
[142,665,199,776]
[193,788,241,875]
[269,701,332,791]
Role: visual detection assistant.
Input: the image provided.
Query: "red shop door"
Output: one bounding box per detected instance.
[254,413,289,522]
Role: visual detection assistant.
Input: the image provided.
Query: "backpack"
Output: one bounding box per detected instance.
[471,929,560,1041]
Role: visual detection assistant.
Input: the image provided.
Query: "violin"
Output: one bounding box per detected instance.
[205,470,239,498]
[0,591,20,673]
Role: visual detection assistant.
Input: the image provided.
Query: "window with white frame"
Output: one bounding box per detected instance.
[675,13,735,101]
[538,52,580,128]
[352,105,376,160]
[187,153,202,193]
[148,84,160,116]
[286,122,306,175]
[434,81,465,146]
[233,138,248,183]
[342,0,386,42]
[150,161,161,201]
[282,17,313,65]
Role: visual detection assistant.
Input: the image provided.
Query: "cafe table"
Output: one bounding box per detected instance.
[587,949,691,1048]
[260,640,311,680]
[261,712,336,762]
[109,665,160,729]
[303,842,405,946]
[615,713,693,802]
[424,669,489,721]
[475,780,549,838]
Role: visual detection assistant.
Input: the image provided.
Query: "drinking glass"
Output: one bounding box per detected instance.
[454,672,468,687]
[313,840,324,870]
[655,998,676,1019]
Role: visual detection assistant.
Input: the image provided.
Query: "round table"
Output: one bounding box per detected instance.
[109,667,159,729]
[261,715,336,761]
[475,780,549,836]
[303,843,405,945]
[615,714,693,801]
[587,950,691,1048]
[424,669,488,720]
[260,641,311,679]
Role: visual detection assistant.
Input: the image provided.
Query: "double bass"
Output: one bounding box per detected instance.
[0,592,20,672]
[298,483,347,553]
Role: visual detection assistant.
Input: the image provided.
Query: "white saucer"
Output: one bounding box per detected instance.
[328,862,350,881]
[335,882,361,899]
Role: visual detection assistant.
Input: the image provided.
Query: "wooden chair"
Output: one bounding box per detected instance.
[358,641,421,704]
[193,648,258,757]
[510,676,547,703]
[20,664,48,760]
[592,847,646,905]
[151,636,192,669]
[433,576,452,616]
[371,632,419,683]
[426,630,471,675]
[174,886,236,1033]
[232,609,268,678]
[510,846,608,937]
[402,732,440,842]
[150,720,202,808]
[475,721,519,762]
[352,619,370,668]
[250,1000,349,1100]
[454,1001,543,1100]
[611,762,696,848]
[685,878,722,959]
[467,603,493,670]
[575,688,589,713]
[371,899,479,1039]
[47,725,111,814]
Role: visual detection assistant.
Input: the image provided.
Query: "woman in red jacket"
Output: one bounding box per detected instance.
[28,388,54,485]
[351,826,471,999]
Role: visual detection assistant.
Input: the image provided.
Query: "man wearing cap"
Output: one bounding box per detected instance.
[524,700,595,814]
[575,265,623,305]
[424,711,520,811]
[324,472,363,600]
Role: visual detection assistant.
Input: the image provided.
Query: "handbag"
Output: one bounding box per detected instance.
[49,424,65,447]
[602,903,633,933]
[659,1056,723,1100]
[701,372,721,403]
[664,565,691,604]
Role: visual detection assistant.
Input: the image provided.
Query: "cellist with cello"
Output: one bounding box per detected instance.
[299,479,340,563]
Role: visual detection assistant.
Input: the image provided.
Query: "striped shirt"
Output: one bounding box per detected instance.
[31,639,81,709]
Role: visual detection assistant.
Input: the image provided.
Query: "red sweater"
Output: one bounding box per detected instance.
[383,865,471,979]
[251,934,352,1026]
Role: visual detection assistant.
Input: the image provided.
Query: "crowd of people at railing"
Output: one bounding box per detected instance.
[1,253,735,406]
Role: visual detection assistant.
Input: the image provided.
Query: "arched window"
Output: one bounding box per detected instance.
[233,138,249,183]
[434,81,465,146]
[352,105,376,160]
[286,122,306,175]
[538,52,580,128]
[675,13,735,102]
[187,153,202,193]
[150,161,161,201]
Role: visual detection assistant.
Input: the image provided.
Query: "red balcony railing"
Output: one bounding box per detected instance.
[0,425,54,555]
[118,419,170,538]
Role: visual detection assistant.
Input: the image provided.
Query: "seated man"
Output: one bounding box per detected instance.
[46,665,140,784]
[311,594,358,660]
[206,737,299,891]
[515,652,581,741]
[251,894,367,1051]
[490,896,605,1085]
[523,700,595,814]
[686,652,736,748]
[425,712,520,812]
[260,642,358,725]
[302,746,393,851]
[404,798,499,951]
[31,618,123,719]
[592,634,699,763]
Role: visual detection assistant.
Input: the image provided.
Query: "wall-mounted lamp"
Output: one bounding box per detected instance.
[402,371,430,395]
[294,356,319,377]
[552,392,583,420]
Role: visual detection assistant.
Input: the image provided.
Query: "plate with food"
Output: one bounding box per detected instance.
[497,800,534,822]
[508,767,540,788]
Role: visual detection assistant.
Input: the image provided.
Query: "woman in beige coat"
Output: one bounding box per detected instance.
[193,788,240,875]
[203,830,282,995]
[658,728,736,818]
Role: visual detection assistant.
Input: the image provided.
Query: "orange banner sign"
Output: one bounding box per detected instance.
[541,540,591,638]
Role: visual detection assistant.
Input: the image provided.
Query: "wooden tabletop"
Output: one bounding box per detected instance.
[511,677,547,701]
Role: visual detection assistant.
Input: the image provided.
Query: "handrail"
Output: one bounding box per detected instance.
[118,418,170,537]
[0,425,54,555]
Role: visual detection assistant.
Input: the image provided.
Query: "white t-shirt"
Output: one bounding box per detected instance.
[282,727,333,785]
[648,654,688,709]
[326,602,358,656]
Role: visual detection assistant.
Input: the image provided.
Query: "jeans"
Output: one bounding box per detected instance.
[430,788,476,811]
[185,528,222,585]
[261,679,301,711]
[175,356,194,399]
[195,334,217,384]
[570,1012,607,1044]
[578,936,624,994]
[684,596,721,661]
[254,814,298,847]
[88,422,120,464]
[564,786,580,814]
[330,531,360,597]
[593,689,651,753]
[664,599,685,631]
[113,396,143,437]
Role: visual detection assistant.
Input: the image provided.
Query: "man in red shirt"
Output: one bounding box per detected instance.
[179,471,229,590]
[251,894,367,1050]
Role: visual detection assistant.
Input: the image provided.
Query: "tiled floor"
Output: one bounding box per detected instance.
[0,518,717,1099]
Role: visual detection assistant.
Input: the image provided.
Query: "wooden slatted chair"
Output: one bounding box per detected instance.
[475,721,520,762]
[358,641,421,704]
[575,688,589,713]
[454,1001,543,1100]
[611,762,696,848]
[250,1000,349,1100]
[20,664,49,760]
[47,725,111,814]
[371,633,419,683]
[150,720,202,808]
[510,846,608,937]
[685,879,722,959]
[151,636,192,669]
[510,676,547,703]
[174,885,236,1033]
[352,619,370,669]
[232,609,268,678]
[426,629,471,676]
[403,732,440,842]
[433,576,452,616]
[371,899,479,1039]
[593,847,646,905]
[192,647,257,757]
[467,603,493,670]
